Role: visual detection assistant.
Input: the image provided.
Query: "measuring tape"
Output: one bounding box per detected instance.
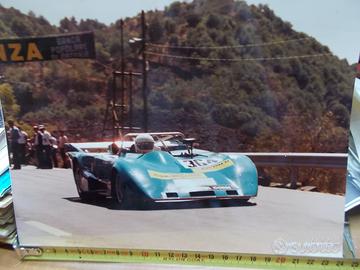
[17,246,360,269]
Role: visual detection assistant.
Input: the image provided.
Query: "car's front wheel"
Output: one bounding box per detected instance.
[111,173,129,208]
[115,175,126,204]
[74,166,95,201]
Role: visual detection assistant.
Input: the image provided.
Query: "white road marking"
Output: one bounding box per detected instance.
[25,221,72,237]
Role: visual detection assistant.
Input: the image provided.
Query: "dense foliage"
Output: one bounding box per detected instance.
[0,0,355,193]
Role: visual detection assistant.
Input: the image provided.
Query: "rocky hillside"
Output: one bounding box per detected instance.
[0,0,356,193]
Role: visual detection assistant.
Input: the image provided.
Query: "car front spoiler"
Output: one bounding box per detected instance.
[154,195,252,203]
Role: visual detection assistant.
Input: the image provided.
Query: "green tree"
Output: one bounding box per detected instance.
[11,17,33,36]
[164,19,176,34]
[148,17,164,42]
[186,13,201,27]
[166,2,182,17]
[0,83,20,120]
[59,17,78,33]
[206,14,221,29]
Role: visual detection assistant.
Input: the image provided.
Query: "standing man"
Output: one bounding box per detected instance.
[50,135,58,168]
[40,125,53,169]
[18,127,28,165]
[8,120,21,169]
[33,125,43,168]
[58,131,69,168]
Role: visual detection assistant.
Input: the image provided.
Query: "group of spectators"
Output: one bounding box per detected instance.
[7,121,69,170]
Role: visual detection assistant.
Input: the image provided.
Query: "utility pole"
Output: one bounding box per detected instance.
[129,71,133,131]
[111,73,117,140]
[141,10,148,132]
[102,19,144,138]
[120,19,125,134]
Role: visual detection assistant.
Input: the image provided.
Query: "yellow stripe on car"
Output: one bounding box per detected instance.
[148,170,206,180]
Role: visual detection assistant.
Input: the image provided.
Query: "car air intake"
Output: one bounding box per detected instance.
[189,191,215,197]
[226,190,238,195]
[166,192,178,198]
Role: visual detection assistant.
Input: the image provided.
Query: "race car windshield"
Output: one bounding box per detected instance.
[137,142,154,151]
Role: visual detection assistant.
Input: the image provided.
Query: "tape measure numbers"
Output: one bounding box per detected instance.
[17,246,360,269]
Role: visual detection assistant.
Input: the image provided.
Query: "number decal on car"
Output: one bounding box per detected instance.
[181,159,219,168]
[180,159,234,172]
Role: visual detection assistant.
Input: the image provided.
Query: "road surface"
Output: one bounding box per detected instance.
[11,166,345,257]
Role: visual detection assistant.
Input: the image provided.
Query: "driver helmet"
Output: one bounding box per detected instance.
[135,133,155,154]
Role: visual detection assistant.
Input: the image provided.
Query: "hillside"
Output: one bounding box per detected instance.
[0,0,355,193]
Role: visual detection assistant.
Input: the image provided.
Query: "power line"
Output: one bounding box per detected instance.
[146,37,311,50]
[145,51,332,62]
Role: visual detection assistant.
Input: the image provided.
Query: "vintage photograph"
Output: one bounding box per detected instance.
[344,60,360,257]
[0,103,10,198]
[1,0,357,257]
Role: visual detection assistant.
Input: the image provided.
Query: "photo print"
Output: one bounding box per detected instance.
[1,0,358,258]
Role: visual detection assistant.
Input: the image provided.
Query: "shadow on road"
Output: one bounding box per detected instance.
[63,197,256,211]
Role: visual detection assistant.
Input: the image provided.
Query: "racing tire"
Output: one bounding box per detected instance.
[115,176,126,204]
[73,166,96,201]
[236,198,250,205]
[112,173,143,209]
[111,173,128,208]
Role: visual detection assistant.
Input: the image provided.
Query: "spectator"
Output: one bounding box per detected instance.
[25,138,32,164]
[8,120,21,169]
[50,135,58,168]
[39,125,53,169]
[18,127,28,165]
[33,125,44,168]
[58,131,69,168]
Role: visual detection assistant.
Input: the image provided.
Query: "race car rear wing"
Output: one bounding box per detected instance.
[65,141,126,153]
[124,132,185,142]
[66,132,186,153]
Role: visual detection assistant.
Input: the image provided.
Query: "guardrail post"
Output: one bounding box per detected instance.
[290,167,298,189]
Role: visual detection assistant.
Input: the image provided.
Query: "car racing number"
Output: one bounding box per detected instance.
[181,159,219,168]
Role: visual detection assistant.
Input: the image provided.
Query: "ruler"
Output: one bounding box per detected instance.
[17,246,360,269]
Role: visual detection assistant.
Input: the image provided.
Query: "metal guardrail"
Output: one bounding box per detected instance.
[243,152,348,169]
[227,152,348,189]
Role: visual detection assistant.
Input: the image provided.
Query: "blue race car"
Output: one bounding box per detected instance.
[68,132,258,207]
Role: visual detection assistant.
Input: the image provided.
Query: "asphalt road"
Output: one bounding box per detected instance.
[11,166,345,257]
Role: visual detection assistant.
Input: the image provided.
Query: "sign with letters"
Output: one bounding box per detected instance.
[0,31,95,63]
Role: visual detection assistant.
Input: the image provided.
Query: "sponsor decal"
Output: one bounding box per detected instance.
[148,170,206,180]
[149,159,234,180]
[209,185,233,190]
